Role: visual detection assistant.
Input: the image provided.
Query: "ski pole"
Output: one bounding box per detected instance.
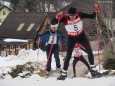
[95,4,100,72]
[37,37,40,70]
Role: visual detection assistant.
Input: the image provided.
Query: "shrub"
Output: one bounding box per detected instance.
[8,62,35,78]
[9,65,24,78]
[102,45,113,62]
[103,58,115,69]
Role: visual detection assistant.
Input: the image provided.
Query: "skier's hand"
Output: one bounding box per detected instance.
[56,11,63,20]
[95,4,100,12]
[38,33,41,36]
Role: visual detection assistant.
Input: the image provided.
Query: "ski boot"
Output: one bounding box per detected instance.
[45,71,50,78]
[57,69,67,80]
[90,65,102,78]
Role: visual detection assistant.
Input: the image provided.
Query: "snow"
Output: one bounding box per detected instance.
[0,49,115,86]
[4,38,28,42]
[0,75,115,86]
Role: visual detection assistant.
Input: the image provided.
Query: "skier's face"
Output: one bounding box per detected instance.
[51,27,57,32]
[69,15,76,20]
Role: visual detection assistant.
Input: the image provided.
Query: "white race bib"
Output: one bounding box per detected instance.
[65,20,83,33]
[72,47,82,57]
[48,34,57,44]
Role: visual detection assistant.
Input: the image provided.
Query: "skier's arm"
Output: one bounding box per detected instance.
[57,32,67,44]
[79,4,100,19]
[39,30,49,41]
[79,12,96,19]
[51,12,67,25]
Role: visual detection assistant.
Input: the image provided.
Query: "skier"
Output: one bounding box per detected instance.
[39,25,67,77]
[51,5,100,80]
[72,43,90,78]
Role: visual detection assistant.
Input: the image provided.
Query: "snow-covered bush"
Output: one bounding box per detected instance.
[8,62,36,78]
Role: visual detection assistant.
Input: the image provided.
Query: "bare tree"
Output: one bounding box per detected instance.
[10,0,73,12]
[97,0,115,57]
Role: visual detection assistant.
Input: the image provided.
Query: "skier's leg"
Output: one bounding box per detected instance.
[73,58,78,77]
[57,37,76,80]
[79,33,94,65]
[53,46,61,72]
[79,34,101,77]
[63,38,76,70]
[46,46,53,72]
[80,56,90,71]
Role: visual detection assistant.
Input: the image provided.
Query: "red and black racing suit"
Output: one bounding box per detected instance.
[51,12,96,71]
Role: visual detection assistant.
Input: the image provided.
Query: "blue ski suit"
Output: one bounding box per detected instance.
[39,29,67,71]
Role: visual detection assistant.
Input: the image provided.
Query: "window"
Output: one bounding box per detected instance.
[2,11,6,15]
[26,23,35,31]
[17,23,25,31]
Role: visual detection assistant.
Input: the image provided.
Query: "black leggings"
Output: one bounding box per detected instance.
[73,56,90,76]
[63,32,94,70]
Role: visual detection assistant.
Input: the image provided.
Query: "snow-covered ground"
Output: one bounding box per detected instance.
[0,76,115,86]
[0,49,115,86]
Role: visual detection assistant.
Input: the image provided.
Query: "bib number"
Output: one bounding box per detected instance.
[48,35,57,44]
[51,36,55,43]
[74,25,78,31]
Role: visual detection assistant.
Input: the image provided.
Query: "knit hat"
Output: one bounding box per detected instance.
[68,7,77,16]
